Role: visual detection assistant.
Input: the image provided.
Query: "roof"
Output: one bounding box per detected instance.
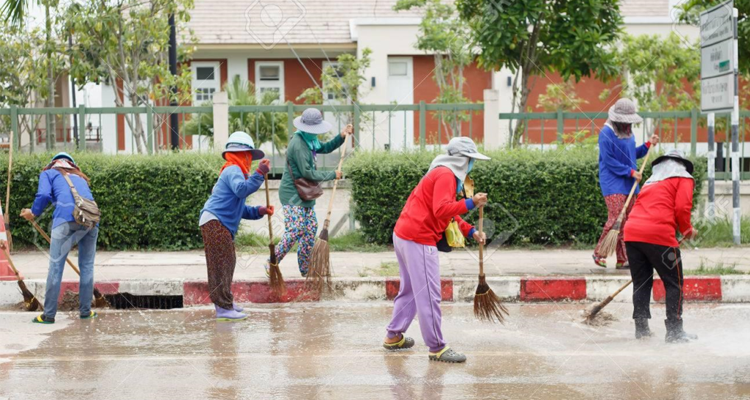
[188,0,672,46]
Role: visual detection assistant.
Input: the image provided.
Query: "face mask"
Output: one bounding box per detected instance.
[468,159,475,173]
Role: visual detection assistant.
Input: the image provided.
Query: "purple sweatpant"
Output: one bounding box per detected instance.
[386,233,446,353]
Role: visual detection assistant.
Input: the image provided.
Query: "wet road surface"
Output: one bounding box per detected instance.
[1,303,750,399]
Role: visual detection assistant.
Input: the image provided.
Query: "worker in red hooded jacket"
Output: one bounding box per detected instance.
[624,149,698,343]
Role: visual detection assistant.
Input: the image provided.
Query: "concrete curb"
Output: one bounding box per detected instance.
[2,276,750,307]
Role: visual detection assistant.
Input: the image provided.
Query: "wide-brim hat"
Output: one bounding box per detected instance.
[222,131,265,160]
[293,108,332,135]
[446,137,490,160]
[52,152,75,164]
[653,149,694,174]
[608,98,643,124]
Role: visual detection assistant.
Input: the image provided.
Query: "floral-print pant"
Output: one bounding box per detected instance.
[594,193,635,263]
[275,205,318,274]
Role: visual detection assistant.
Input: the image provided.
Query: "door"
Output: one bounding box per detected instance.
[387,57,413,150]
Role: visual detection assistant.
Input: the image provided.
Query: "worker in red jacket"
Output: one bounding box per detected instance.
[624,149,698,343]
[382,137,489,363]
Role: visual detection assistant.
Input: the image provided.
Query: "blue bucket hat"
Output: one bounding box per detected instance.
[222,131,265,160]
[52,152,75,164]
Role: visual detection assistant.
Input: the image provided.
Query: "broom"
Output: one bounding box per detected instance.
[598,147,654,257]
[0,243,41,312]
[307,133,349,292]
[4,126,14,251]
[29,220,109,308]
[473,206,509,323]
[265,172,286,297]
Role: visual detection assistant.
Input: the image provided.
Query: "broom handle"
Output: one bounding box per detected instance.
[322,134,348,230]
[616,146,653,221]
[30,220,81,275]
[478,206,484,276]
[5,127,13,249]
[264,174,273,242]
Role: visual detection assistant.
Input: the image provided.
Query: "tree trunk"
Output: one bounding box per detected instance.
[45,3,55,151]
[129,94,145,154]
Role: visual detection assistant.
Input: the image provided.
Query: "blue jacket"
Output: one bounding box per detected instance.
[598,125,650,196]
[31,169,96,229]
[200,166,265,237]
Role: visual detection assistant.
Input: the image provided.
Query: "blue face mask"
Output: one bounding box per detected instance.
[468,159,475,173]
[456,159,475,194]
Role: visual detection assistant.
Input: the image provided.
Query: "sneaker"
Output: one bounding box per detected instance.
[592,254,607,268]
[616,262,630,270]
[215,305,248,322]
[428,346,466,363]
[32,315,54,324]
[233,303,244,312]
[80,311,98,320]
[635,318,652,339]
[665,319,698,343]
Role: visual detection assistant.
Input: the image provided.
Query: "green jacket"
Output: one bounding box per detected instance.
[279,132,345,207]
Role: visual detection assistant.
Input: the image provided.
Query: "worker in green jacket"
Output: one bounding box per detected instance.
[266,108,352,277]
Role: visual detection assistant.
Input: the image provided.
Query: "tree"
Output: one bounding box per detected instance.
[65,0,195,154]
[677,0,749,75]
[537,79,588,112]
[456,0,623,147]
[183,77,289,149]
[394,0,473,138]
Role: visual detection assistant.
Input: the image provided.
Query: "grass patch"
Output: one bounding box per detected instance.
[691,217,750,247]
[359,261,400,277]
[328,231,390,252]
[685,261,746,275]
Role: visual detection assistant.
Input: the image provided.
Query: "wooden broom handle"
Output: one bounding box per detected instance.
[322,135,348,230]
[617,146,653,220]
[30,220,81,275]
[264,174,273,242]
[5,127,13,222]
[478,206,484,276]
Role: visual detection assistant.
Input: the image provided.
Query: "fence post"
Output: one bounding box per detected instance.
[213,91,229,152]
[483,89,502,149]
[353,104,360,148]
[419,101,426,149]
[690,108,697,156]
[77,105,86,152]
[556,108,563,143]
[146,105,154,155]
[9,105,18,152]
[286,101,294,138]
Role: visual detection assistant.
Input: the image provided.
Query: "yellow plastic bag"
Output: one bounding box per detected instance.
[445,219,465,248]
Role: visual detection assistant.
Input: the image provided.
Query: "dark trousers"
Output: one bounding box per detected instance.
[201,220,236,310]
[626,241,684,321]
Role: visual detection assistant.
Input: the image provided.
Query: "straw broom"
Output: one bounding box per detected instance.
[5,126,14,251]
[598,147,654,257]
[264,173,286,297]
[307,130,350,293]
[473,206,509,323]
[0,243,41,312]
[29,220,109,308]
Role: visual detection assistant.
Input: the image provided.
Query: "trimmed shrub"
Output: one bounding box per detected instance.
[0,153,223,250]
[347,148,706,246]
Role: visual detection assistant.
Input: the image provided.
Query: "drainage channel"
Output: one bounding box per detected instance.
[104,293,183,310]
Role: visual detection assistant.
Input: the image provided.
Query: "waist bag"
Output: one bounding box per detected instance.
[62,173,101,229]
[287,160,323,201]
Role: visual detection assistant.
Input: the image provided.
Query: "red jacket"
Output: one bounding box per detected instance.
[394,167,475,246]
[624,177,695,247]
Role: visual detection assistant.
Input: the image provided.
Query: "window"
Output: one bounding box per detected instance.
[255,61,284,103]
[323,61,346,101]
[388,61,408,77]
[191,62,220,104]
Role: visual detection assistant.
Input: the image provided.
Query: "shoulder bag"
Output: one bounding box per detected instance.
[287,160,323,201]
[61,172,101,229]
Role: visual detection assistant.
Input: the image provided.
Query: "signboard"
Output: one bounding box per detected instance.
[701,73,734,112]
[701,39,734,79]
[700,1,734,46]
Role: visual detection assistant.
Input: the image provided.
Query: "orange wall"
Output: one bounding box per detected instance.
[412,55,490,145]
[248,59,324,103]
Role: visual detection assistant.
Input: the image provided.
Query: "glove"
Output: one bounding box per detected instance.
[256,159,271,176]
[266,205,275,216]
[258,205,275,217]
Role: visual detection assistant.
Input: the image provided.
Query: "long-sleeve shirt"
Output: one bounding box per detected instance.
[623,177,695,247]
[598,125,650,196]
[278,132,345,208]
[394,167,477,246]
[31,169,96,229]
[200,165,265,238]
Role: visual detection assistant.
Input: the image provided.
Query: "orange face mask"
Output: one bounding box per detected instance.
[221,152,252,176]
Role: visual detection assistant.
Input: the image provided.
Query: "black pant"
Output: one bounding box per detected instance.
[626,241,684,321]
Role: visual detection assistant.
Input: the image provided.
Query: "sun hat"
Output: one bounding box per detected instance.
[222,131,265,160]
[293,108,332,135]
[52,152,75,164]
[652,148,694,174]
[608,98,643,124]
[445,137,491,160]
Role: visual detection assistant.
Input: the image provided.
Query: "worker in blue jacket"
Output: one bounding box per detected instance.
[199,131,274,321]
[593,99,658,269]
[21,152,99,324]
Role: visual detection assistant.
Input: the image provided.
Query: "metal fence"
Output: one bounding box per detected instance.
[499,109,750,180]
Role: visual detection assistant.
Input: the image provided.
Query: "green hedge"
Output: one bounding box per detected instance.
[347,148,706,246]
[0,153,224,250]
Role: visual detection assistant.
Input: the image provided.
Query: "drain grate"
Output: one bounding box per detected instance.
[104,294,183,310]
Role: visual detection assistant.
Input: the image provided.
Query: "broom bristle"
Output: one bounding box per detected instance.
[307,235,331,293]
[473,275,509,323]
[18,280,41,312]
[93,289,110,308]
[268,262,286,297]
[599,229,620,257]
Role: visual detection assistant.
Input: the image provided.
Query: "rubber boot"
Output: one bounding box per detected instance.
[634,318,652,339]
[233,303,244,312]
[665,319,697,343]
[215,305,248,322]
